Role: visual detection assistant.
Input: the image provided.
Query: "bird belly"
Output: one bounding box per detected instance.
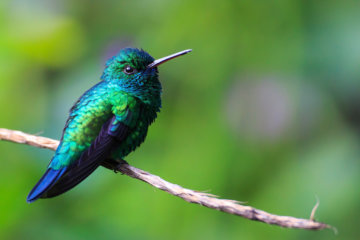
[110,119,149,159]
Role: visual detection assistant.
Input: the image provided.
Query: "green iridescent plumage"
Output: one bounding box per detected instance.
[27,48,191,202]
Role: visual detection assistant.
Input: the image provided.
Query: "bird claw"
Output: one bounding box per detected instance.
[108,159,128,173]
[118,159,128,165]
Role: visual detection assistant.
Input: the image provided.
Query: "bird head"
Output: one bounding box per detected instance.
[101,48,191,105]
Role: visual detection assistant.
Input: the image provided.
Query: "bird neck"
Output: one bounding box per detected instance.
[106,79,162,112]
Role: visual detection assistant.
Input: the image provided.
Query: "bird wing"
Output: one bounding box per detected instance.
[27,103,138,202]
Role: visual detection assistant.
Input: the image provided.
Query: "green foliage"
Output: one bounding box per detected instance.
[0,0,359,239]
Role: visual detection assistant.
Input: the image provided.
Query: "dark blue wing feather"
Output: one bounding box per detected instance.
[27,167,67,203]
[42,116,131,199]
[27,115,131,201]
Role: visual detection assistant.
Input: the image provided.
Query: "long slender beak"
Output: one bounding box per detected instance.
[148,49,192,68]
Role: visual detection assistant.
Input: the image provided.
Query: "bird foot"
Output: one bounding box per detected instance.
[115,159,129,174]
[101,158,128,173]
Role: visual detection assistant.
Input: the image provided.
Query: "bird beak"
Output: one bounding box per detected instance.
[147,49,192,68]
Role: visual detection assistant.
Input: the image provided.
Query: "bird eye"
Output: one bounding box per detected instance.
[123,65,136,75]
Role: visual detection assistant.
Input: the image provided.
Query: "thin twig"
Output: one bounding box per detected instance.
[0,128,330,230]
[310,196,320,221]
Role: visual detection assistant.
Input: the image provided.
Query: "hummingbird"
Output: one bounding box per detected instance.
[27,48,192,202]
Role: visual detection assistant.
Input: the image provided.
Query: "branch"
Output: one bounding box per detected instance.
[0,128,330,230]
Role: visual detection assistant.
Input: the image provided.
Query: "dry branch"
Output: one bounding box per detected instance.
[0,128,330,230]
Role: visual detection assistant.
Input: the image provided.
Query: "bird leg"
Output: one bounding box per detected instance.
[101,158,128,173]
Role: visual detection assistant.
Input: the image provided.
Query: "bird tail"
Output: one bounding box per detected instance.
[27,167,67,203]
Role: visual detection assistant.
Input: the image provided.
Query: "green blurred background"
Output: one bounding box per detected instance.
[1,0,359,239]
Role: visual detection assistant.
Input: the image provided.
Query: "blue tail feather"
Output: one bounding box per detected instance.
[27,167,67,203]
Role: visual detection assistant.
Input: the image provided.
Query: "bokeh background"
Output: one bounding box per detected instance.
[1,0,359,239]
